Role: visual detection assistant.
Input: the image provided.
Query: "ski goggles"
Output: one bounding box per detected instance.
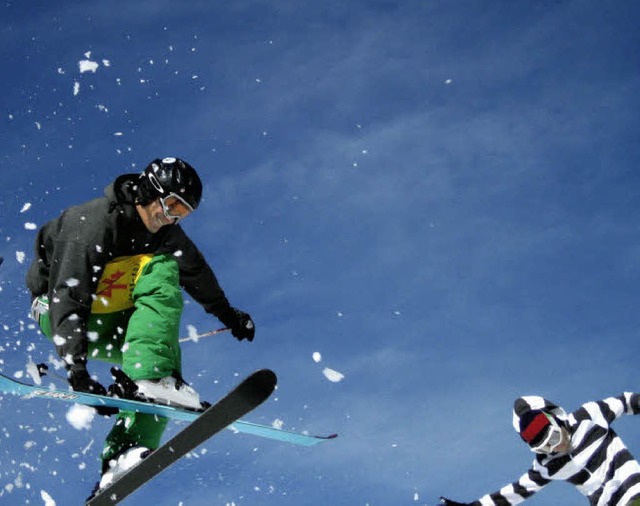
[529,414,564,454]
[159,193,194,223]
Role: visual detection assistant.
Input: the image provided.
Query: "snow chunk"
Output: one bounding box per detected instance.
[312,352,322,363]
[26,358,42,385]
[20,202,31,213]
[322,367,345,383]
[66,404,95,430]
[48,353,66,370]
[24,222,37,230]
[184,324,199,343]
[53,335,66,346]
[41,489,56,506]
[16,251,25,264]
[79,59,99,74]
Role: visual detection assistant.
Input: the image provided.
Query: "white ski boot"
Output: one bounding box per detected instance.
[99,446,151,490]
[135,375,203,410]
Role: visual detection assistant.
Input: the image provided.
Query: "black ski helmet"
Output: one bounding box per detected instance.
[138,157,203,209]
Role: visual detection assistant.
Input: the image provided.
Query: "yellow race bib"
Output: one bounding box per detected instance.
[91,254,153,314]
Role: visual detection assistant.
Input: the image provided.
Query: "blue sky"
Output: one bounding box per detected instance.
[1,1,640,504]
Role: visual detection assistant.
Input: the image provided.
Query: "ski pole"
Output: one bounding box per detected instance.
[179,327,230,343]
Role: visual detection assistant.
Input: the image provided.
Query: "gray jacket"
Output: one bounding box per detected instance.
[26,174,231,369]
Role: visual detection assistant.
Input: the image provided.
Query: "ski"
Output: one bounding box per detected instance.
[0,371,336,446]
[86,369,276,505]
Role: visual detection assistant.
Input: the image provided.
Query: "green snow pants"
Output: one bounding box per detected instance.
[35,253,184,468]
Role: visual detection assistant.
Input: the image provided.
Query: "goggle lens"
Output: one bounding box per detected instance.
[160,194,193,222]
[530,416,564,454]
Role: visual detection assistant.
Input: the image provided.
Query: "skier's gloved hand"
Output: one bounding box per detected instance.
[108,367,139,398]
[218,307,255,342]
[68,367,118,416]
[68,367,107,396]
[440,497,472,506]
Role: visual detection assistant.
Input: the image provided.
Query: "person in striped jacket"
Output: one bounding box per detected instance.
[441,393,640,506]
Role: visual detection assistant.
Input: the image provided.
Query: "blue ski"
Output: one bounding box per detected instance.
[0,372,336,446]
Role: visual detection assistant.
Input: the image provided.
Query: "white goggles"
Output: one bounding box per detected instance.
[159,193,194,223]
[530,414,564,454]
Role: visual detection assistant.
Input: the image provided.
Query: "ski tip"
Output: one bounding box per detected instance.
[255,368,277,385]
[244,369,277,400]
[251,369,278,390]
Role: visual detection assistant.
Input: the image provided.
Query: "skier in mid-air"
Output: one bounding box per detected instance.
[26,157,255,494]
[440,393,640,506]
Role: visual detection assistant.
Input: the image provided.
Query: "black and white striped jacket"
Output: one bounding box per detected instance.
[472,393,640,506]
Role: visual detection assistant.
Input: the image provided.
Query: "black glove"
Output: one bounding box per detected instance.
[68,367,118,416]
[440,497,471,506]
[107,367,139,399]
[68,368,107,395]
[218,307,255,342]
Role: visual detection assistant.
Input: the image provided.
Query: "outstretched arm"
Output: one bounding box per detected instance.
[168,226,256,341]
[441,468,551,506]
[168,228,231,314]
[572,393,640,426]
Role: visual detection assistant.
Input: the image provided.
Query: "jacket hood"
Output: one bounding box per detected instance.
[105,174,140,206]
[512,395,568,434]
